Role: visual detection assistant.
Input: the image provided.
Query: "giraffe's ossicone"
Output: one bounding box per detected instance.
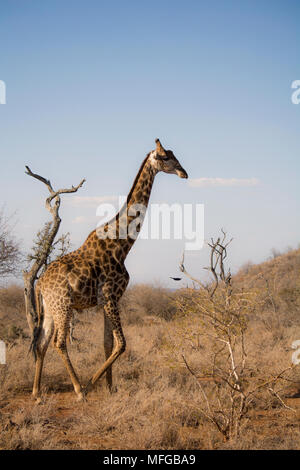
[31,138,188,401]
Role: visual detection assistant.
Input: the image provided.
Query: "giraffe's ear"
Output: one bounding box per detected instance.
[155,138,167,156]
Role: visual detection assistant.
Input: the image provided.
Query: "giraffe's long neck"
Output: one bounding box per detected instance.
[83,154,157,264]
[115,155,156,260]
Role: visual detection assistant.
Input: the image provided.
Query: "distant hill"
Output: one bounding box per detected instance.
[234,248,300,326]
[235,248,300,289]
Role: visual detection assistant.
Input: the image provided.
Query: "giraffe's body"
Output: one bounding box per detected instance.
[31,139,188,401]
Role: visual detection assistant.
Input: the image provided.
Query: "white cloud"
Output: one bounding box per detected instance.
[188,177,259,188]
[68,195,119,208]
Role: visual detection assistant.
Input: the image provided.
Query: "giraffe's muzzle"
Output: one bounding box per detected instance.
[176,168,188,179]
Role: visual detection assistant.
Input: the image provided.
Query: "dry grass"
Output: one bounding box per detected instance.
[1,249,300,449]
[0,284,27,344]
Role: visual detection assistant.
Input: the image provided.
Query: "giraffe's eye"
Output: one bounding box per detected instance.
[154,153,170,162]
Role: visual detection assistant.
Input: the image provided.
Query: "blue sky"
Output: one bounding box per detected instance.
[0,0,299,286]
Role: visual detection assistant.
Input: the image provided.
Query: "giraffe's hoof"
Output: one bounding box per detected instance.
[82,380,93,396]
[76,391,87,403]
[32,396,43,405]
[32,393,43,404]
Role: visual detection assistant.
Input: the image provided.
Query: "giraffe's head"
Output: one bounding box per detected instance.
[149,139,188,179]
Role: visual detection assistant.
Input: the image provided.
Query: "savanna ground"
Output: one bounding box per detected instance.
[1,248,300,450]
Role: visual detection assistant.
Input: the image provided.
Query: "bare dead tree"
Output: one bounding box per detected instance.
[0,207,22,279]
[206,229,233,298]
[23,166,85,333]
[180,228,233,298]
[176,230,295,441]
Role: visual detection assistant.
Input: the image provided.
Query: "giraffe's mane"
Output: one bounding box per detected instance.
[126,152,150,205]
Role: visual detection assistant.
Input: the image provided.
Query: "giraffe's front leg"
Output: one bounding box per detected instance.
[97,284,114,391]
[84,271,129,395]
[84,299,126,393]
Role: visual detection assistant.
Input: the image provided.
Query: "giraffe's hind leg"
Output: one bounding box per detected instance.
[53,307,84,401]
[32,310,54,400]
[104,314,113,391]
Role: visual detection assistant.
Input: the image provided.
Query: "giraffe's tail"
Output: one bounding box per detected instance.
[29,282,44,361]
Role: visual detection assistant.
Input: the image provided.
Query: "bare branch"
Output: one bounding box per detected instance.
[267,387,296,413]
[25,166,53,192]
[179,252,207,289]
[46,179,86,204]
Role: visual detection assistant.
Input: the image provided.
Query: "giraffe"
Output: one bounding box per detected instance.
[31,138,188,401]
